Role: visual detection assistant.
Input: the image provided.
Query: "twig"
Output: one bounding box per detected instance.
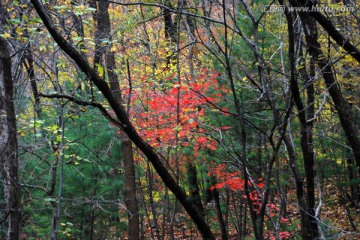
[39,93,124,129]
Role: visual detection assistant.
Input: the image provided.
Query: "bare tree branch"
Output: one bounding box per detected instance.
[39,93,124,129]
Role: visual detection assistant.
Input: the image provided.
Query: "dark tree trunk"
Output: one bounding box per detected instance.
[0,37,20,240]
[209,176,228,240]
[93,1,140,239]
[121,138,140,240]
[292,0,360,178]
[163,0,177,43]
[294,0,360,63]
[187,163,204,216]
[282,5,319,239]
[347,153,359,207]
[24,48,42,119]
[283,135,308,238]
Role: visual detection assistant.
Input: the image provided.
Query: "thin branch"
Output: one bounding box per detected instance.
[190,89,267,134]
[39,93,124,129]
[290,0,360,64]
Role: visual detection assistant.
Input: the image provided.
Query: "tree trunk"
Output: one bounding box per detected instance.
[294,0,360,63]
[292,0,360,178]
[294,0,360,229]
[187,163,204,216]
[163,0,177,43]
[93,2,140,239]
[24,47,42,119]
[283,135,308,238]
[209,176,228,240]
[121,137,140,240]
[283,7,319,238]
[0,37,20,240]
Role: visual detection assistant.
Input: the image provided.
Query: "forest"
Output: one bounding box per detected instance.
[0,0,359,239]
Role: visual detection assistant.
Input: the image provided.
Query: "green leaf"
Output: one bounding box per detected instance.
[44,197,56,202]
[86,7,97,11]
[10,18,21,24]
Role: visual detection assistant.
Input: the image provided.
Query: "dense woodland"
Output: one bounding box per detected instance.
[0,0,359,239]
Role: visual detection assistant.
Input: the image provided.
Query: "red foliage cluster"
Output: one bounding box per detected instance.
[131,70,227,156]
[264,231,292,240]
[209,164,264,191]
[209,164,291,239]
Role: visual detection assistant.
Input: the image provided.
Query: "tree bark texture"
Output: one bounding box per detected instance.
[0,37,20,240]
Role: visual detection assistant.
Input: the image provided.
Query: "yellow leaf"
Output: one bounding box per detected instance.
[0,33,11,39]
[110,45,117,52]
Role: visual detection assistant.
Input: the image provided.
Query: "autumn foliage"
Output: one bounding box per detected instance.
[1,0,360,239]
[131,69,224,155]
